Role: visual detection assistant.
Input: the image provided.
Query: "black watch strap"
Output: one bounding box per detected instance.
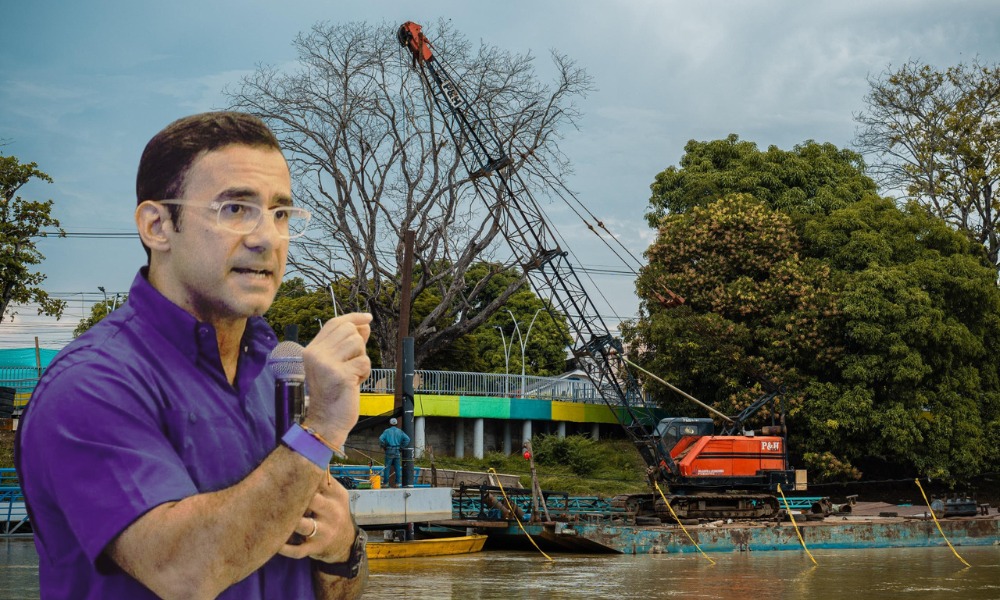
[313,527,367,579]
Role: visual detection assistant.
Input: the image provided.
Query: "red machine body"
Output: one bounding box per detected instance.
[671,435,787,478]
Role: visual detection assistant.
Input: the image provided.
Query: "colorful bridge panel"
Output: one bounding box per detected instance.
[550,401,585,423]
[583,403,625,424]
[413,394,460,417]
[359,393,394,417]
[360,393,662,424]
[509,398,551,421]
[458,396,511,419]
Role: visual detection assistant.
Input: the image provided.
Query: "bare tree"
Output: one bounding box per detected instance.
[227,20,591,366]
[855,59,1000,268]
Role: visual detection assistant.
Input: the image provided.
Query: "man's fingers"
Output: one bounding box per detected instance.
[315,313,372,341]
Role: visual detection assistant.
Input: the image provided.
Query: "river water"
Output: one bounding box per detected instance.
[2,539,999,599]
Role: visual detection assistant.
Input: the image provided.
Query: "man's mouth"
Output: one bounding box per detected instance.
[233,267,273,278]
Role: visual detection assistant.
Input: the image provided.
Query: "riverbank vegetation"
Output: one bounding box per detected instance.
[417,435,650,496]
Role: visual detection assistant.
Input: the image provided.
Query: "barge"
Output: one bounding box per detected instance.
[440,498,1000,555]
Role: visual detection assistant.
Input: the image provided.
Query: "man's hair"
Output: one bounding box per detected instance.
[135,111,282,260]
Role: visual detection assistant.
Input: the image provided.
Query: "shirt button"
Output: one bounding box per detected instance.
[189,413,198,424]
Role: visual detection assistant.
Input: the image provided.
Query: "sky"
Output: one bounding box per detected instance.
[3,0,999,350]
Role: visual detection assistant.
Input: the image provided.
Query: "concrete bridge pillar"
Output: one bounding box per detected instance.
[503,421,512,456]
[522,419,532,445]
[473,418,484,459]
[414,416,425,459]
[557,421,566,439]
[591,422,600,441]
[455,419,465,458]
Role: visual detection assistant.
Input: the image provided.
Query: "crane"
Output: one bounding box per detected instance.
[398,21,803,520]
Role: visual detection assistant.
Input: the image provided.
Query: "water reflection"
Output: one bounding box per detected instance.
[2,538,999,599]
[366,546,1000,600]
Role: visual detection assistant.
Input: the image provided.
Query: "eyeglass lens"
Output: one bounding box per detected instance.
[216,201,309,238]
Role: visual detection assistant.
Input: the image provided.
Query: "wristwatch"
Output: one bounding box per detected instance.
[313,526,367,579]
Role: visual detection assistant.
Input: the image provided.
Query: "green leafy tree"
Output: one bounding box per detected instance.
[630,137,1000,482]
[855,60,1000,268]
[265,277,384,365]
[265,268,570,374]
[647,134,877,226]
[73,293,128,338]
[1,154,65,321]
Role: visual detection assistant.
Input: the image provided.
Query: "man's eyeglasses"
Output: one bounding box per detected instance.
[157,199,311,239]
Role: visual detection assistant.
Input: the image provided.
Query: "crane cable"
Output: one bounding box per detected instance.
[487,468,554,561]
[652,481,715,565]
[521,149,646,272]
[776,483,818,565]
[914,478,971,568]
[496,164,634,327]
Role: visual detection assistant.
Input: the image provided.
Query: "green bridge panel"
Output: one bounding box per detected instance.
[509,398,551,421]
[582,404,623,424]
[458,396,511,419]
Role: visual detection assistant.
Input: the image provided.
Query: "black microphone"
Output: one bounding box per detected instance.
[268,340,306,440]
[268,340,308,545]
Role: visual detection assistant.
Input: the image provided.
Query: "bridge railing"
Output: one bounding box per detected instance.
[360,368,655,406]
[3,365,655,410]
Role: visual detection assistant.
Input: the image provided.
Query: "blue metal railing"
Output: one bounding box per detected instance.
[0,468,29,536]
[0,465,436,537]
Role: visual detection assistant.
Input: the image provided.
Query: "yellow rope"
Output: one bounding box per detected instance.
[777,484,818,565]
[652,481,715,565]
[487,468,553,561]
[914,479,972,568]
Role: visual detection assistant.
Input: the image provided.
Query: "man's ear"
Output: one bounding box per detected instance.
[135,201,172,253]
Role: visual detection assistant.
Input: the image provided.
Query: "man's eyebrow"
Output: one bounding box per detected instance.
[216,188,294,206]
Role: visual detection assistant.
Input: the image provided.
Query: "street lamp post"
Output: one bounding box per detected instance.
[494,325,513,396]
[506,308,543,398]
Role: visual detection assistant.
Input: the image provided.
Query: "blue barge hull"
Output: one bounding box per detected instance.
[485,516,1000,554]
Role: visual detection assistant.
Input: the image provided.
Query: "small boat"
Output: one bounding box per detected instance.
[366,534,487,559]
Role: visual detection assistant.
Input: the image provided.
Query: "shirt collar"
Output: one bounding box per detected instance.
[128,268,278,376]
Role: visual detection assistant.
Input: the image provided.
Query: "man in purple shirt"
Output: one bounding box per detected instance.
[16,112,371,598]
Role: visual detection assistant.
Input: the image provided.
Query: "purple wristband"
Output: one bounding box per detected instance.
[282,423,334,470]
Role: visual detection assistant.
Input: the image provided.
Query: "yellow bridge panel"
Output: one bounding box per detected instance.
[551,401,586,422]
[359,394,394,416]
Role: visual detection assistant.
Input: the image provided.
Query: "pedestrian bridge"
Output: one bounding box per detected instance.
[356,368,667,461]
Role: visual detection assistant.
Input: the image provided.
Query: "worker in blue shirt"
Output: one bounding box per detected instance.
[379,418,410,488]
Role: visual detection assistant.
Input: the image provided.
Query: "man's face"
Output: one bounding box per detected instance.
[152,144,292,325]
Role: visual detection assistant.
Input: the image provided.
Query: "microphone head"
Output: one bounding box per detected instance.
[268,340,305,381]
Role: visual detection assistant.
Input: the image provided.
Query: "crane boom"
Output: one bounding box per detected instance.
[398,21,674,477]
[398,24,805,512]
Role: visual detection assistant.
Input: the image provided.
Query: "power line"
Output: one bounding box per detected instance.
[41,231,641,277]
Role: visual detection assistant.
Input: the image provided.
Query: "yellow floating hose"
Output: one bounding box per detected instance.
[915,479,971,568]
[487,468,553,561]
[777,483,818,565]
[653,481,715,565]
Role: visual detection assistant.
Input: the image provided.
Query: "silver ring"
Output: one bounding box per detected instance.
[306,517,319,539]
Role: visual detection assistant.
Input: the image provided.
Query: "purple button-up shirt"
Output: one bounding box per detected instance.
[16,270,315,598]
